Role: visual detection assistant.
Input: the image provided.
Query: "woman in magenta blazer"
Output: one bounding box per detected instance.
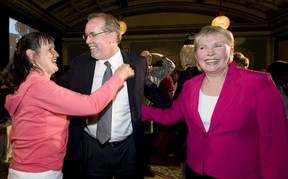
[142,26,288,179]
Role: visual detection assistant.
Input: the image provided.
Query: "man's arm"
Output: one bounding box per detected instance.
[149,53,176,83]
[144,80,172,109]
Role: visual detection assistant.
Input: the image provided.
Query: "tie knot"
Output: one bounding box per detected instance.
[104,61,111,68]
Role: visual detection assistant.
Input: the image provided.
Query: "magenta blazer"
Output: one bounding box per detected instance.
[142,62,288,179]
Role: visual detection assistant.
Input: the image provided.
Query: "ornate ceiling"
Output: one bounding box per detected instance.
[2,0,288,36]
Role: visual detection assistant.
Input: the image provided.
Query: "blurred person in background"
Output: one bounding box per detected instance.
[267,60,288,119]
[233,51,249,69]
[140,50,175,86]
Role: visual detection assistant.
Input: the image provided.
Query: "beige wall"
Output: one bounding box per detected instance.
[62,32,275,71]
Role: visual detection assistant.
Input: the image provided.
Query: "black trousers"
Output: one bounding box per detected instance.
[186,164,216,179]
[81,132,139,179]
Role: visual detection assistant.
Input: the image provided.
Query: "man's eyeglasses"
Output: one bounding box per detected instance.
[82,31,108,40]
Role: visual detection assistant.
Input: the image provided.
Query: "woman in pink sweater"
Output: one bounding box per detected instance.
[1,32,134,179]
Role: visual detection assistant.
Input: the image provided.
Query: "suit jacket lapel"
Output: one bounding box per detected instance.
[121,50,136,95]
[121,51,137,121]
[121,51,136,91]
[85,58,97,94]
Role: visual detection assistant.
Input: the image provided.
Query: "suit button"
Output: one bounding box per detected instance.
[204,134,207,138]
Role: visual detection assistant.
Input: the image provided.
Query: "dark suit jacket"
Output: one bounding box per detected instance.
[173,66,202,100]
[56,50,147,179]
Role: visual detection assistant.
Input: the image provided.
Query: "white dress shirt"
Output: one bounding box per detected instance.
[85,50,133,142]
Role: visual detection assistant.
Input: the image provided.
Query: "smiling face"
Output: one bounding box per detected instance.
[84,17,118,60]
[195,34,234,76]
[27,40,59,78]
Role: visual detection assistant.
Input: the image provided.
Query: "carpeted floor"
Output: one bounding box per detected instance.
[0,163,182,179]
[145,165,182,179]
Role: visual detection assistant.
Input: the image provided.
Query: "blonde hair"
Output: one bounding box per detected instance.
[233,51,249,69]
[194,26,234,69]
[180,45,197,69]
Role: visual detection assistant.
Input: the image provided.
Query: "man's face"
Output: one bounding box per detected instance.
[84,18,115,60]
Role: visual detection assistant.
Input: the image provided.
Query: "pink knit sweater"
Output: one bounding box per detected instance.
[5,71,123,172]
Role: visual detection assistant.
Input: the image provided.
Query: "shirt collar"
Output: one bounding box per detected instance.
[99,49,123,69]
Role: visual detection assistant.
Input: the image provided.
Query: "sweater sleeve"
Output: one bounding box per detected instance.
[29,73,124,116]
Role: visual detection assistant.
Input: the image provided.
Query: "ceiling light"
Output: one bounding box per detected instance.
[211,15,230,29]
[118,20,127,35]
[211,0,230,29]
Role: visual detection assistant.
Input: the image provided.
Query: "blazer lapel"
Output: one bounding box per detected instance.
[208,63,241,132]
[187,74,207,133]
[187,63,242,133]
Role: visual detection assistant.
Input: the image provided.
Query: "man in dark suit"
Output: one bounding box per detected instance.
[56,13,147,179]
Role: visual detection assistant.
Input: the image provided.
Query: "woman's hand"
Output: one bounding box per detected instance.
[115,64,135,81]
